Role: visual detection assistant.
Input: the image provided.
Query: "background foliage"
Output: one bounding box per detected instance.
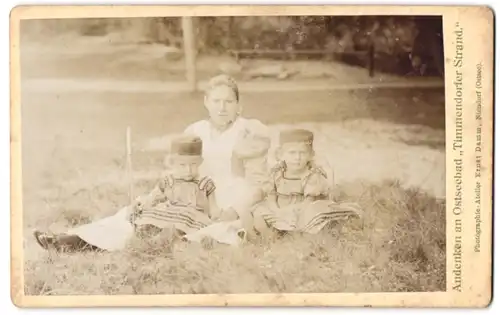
[25,16,442,55]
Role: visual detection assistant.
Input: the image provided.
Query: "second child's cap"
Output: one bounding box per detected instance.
[279,129,314,145]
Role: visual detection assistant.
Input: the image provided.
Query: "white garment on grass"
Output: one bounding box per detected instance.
[183,177,260,246]
[67,206,135,251]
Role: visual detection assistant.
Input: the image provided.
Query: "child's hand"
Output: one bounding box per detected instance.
[157,174,174,192]
[132,197,147,211]
[150,191,168,206]
[126,200,142,224]
[201,236,215,250]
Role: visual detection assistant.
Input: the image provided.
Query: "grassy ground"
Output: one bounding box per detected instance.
[20,34,446,295]
[25,180,445,295]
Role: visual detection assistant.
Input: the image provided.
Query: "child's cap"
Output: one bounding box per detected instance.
[233,133,271,160]
[170,135,203,156]
[279,129,314,145]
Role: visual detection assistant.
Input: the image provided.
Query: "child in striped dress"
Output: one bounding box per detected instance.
[129,135,219,238]
[33,135,220,252]
[253,129,362,236]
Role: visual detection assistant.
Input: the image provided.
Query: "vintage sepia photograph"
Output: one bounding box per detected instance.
[19,13,447,296]
[10,5,493,308]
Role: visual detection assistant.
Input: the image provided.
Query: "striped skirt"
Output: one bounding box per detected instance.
[133,202,213,235]
[254,200,363,234]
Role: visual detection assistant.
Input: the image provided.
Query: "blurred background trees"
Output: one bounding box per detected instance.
[22,16,443,76]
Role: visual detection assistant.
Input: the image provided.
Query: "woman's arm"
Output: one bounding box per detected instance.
[245,118,270,137]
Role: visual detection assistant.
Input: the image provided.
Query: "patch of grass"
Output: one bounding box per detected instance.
[24,180,445,295]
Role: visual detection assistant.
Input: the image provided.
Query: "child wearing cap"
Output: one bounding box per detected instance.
[131,135,220,238]
[33,135,221,252]
[253,128,362,236]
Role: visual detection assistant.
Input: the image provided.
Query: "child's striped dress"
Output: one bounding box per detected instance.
[133,176,215,235]
[254,161,363,234]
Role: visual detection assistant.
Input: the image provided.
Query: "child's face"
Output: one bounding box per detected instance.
[278,142,313,172]
[169,155,203,180]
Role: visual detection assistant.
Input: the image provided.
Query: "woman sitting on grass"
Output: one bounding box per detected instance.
[183,74,269,212]
[253,128,363,236]
[33,135,225,252]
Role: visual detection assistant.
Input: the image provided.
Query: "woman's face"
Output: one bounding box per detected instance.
[204,85,241,127]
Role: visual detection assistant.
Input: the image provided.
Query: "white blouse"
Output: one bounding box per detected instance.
[184,117,269,209]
